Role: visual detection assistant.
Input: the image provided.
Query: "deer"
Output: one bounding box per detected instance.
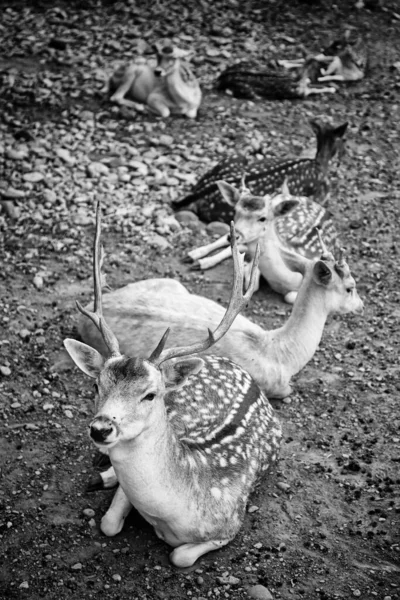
[77,221,364,401]
[64,203,284,568]
[185,178,337,304]
[105,43,201,118]
[172,120,348,223]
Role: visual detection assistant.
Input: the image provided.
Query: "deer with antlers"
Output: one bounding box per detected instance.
[78,217,363,400]
[64,204,283,567]
[105,43,201,118]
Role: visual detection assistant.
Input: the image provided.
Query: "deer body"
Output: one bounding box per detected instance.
[78,250,364,399]
[173,120,348,223]
[107,45,201,118]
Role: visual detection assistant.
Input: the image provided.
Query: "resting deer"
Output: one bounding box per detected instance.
[186,179,337,304]
[65,204,283,568]
[105,43,201,118]
[173,120,348,223]
[77,227,364,400]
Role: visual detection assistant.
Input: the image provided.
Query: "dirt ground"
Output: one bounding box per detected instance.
[0,1,400,599]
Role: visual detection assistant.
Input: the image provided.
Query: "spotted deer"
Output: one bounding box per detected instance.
[106,43,201,118]
[186,178,337,303]
[173,120,348,223]
[78,227,364,400]
[64,204,283,567]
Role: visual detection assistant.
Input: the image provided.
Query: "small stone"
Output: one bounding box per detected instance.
[83,508,95,518]
[158,134,174,146]
[6,148,28,160]
[25,423,39,430]
[276,482,291,492]
[248,505,259,513]
[23,172,45,183]
[197,576,204,585]
[246,584,273,600]
[88,518,96,527]
[55,148,75,165]
[64,409,73,419]
[11,402,21,409]
[43,189,57,203]
[175,210,200,224]
[206,221,230,236]
[71,563,82,570]
[86,162,110,177]
[353,591,361,597]
[112,574,121,582]
[1,187,26,199]
[0,366,12,377]
[33,275,44,290]
[19,328,31,340]
[147,233,172,251]
[217,575,240,585]
[43,402,54,411]
[19,581,29,589]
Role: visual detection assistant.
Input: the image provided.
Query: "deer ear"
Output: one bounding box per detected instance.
[64,339,105,378]
[161,357,204,390]
[216,181,240,206]
[273,199,299,217]
[309,119,322,136]
[313,260,333,286]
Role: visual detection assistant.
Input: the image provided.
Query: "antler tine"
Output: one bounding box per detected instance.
[154,222,260,366]
[315,227,335,262]
[239,173,250,197]
[337,246,346,266]
[76,201,121,358]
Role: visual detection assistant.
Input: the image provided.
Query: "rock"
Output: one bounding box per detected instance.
[175,210,200,224]
[72,213,92,226]
[43,189,57,204]
[128,160,149,177]
[55,148,75,165]
[158,134,174,147]
[0,187,26,199]
[33,275,44,290]
[248,505,259,513]
[19,581,29,589]
[147,234,172,251]
[19,328,31,341]
[23,172,45,183]
[163,215,181,231]
[217,575,240,585]
[246,584,273,600]
[276,481,291,492]
[206,221,230,236]
[0,366,12,377]
[0,200,20,219]
[112,574,122,582]
[83,508,95,518]
[71,563,82,570]
[86,162,110,177]
[64,409,74,419]
[6,147,29,160]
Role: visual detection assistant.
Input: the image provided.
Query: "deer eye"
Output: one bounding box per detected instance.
[258,217,266,222]
[346,288,353,294]
[142,393,156,402]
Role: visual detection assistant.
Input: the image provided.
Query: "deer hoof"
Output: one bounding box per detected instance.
[182,255,194,264]
[190,263,202,271]
[86,474,105,492]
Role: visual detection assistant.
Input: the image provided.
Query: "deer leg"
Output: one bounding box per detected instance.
[317,74,345,82]
[303,84,337,96]
[101,485,133,537]
[170,539,231,568]
[87,465,118,492]
[191,243,247,271]
[147,96,171,118]
[110,67,142,108]
[187,234,229,262]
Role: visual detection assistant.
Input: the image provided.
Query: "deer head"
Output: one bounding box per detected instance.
[217,179,301,246]
[64,202,260,450]
[278,231,364,316]
[153,43,190,77]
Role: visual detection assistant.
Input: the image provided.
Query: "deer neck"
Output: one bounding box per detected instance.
[271,278,329,375]
[107,405,194,531]
[255,233,303,295]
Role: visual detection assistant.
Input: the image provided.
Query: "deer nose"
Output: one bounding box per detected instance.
[227,231,241,244]
[154,67,163,77]
[90,417,115,444]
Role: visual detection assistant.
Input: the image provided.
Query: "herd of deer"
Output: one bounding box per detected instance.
[62,39,366,567]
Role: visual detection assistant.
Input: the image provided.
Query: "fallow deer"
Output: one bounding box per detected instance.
[173,120,348,223]
[77,225,364,400]
[65,204,284,568]
[186,179,337,303]
[106,43,201,118]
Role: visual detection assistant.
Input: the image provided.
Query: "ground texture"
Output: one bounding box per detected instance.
[0,1,400,599]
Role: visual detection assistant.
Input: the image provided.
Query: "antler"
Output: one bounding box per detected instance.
[315,227,335,262]
[76,201,121,358]
[336,247,346,267]
[150,222,260,366]
[239,173,251,197]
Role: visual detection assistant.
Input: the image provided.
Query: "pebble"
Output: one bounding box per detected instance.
[19,328,31,340]
[43,189,57,203]
[1,187,26,199]
[23,172,45,183]
[175,210,200,224]
[158,134,174,146]
[276,481,291,492]
[246,584,273,599]
[33,275,44,290]
[64,409,74,419]
[86,162,110,177]
[71,563,82,570]
[55,148,75,165]
[0,366,11,377]
[248,505,259,513]
[147,233,172,251]
[217,575,240,585]
[6,148,28,160]
[83,508,95,518]
[19,581,29,589]
[353,591,361,597]
[112,574,121,582]
[206,221,230,236]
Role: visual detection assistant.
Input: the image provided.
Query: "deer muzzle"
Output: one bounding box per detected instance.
[90,416,118,446]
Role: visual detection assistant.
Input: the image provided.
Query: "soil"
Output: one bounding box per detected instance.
[0,1,399,600]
